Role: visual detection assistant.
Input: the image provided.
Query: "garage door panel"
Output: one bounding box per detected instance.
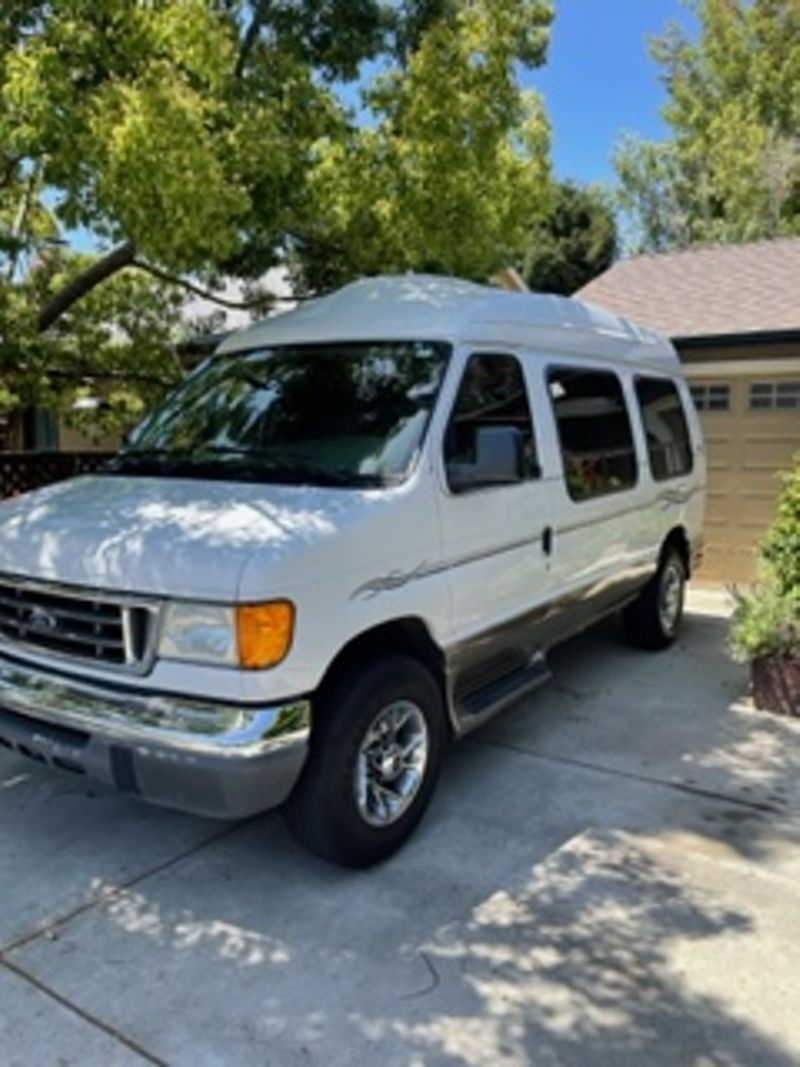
[705,487,781,531]
[705,473,741,495]
[742,435,799,471]
[735,472,786,494]
[704,435,735,471]
[704,490,732,526]
[694,373,799,583]
[699,545,758,583]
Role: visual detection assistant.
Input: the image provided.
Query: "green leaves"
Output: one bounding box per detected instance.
[730,580,800,661]
[730,452,800,662]
[1,245,186,432]
[1,0,557,431]
[617,0,800,252]
[522,181,617,295]
[297,0,554,290]
[762,454,800,598]
[90,76,249,268]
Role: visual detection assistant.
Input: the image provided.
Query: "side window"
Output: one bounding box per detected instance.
[444,353,538,492]
[635,377,694,481]
[548,367,637,501]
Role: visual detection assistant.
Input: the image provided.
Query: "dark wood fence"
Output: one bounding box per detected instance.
[0,451,116,499]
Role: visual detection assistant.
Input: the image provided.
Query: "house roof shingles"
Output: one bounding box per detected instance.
[576,236,800,339]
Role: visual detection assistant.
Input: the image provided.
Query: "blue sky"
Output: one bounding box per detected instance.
[526,0,696,184]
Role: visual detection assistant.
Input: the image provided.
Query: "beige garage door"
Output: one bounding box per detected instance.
[690,374,800,583]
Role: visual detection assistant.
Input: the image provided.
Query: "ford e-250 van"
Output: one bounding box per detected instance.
[0,276,705,865]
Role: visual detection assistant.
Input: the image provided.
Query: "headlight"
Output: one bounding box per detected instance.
[159,601,294,669]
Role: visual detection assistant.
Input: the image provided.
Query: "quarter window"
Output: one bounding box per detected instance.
[548,368,637,501]
[444,353,538,492]
[690,383,730,411]
[749,380,800,410]
[635,377,693,481]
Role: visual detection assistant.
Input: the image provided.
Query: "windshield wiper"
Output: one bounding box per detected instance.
[103,446,386,488]
[190,447,390,487]
[101,448,198,474]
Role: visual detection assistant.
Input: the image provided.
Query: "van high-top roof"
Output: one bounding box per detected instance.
[217,274,679,371]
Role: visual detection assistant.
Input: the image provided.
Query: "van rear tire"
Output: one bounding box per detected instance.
[284,655,446,867]
[622,548,686,650]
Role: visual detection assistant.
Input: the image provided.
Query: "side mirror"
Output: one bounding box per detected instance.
[474,425,523,483]
[448,425,524,490]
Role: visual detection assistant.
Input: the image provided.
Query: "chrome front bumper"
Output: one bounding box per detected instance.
[0,654,311,818]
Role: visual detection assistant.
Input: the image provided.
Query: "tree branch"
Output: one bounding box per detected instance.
[36,235,308,338]
[130,257,303,307]
[234,9,265,79]
[6,163,41,282]
[37,241,137,332]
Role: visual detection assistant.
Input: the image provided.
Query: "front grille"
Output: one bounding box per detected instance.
[0,576,156,671]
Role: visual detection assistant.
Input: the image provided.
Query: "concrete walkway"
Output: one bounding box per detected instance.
[2,590,800,1066]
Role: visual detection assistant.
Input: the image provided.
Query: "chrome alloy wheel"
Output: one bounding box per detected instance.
[658,558,685,634]
[355,701,429,828]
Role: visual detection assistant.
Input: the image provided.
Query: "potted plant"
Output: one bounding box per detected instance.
[730,453,800,716]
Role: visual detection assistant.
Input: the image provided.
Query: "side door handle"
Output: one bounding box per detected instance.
[542,526,554,556]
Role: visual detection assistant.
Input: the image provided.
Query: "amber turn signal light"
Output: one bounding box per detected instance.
[236,601,295,669]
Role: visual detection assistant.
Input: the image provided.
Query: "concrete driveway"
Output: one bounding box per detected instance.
[2,590,800,1066]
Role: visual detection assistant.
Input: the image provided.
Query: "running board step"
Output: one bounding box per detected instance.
[456,655,551,734]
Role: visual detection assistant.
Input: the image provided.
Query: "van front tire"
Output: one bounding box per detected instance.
[622,548,686,650]
[284,655,446,867]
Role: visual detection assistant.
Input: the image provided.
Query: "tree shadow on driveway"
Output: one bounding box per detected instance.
[474,604,800,866]
[386,828,796,1067]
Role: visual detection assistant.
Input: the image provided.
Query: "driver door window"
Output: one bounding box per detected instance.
[444,353,539,492]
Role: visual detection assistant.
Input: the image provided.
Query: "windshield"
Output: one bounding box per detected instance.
[107,341,449,488]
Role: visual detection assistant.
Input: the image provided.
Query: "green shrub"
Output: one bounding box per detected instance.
[730,452,800,662]
[730,583,800,662]
[761,453,800,596]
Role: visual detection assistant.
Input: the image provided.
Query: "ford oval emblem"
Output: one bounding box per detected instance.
[27,606,59,633]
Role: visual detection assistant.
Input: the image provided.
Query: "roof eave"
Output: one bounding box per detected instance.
[673,327,800,348]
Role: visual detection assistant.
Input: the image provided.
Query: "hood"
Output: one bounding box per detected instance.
[0,474,360,601]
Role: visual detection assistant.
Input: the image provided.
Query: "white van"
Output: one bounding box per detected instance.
[0,276,704,865]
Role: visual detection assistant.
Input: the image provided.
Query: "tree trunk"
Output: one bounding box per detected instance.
[37,240,136,332]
